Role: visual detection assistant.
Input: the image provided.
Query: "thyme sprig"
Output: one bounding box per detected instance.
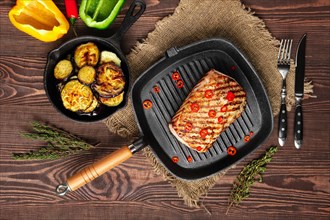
[226,146,278,214]
[13,121,95,160]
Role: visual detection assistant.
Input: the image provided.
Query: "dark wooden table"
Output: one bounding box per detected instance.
[1,0,329,219]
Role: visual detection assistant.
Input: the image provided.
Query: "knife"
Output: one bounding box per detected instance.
[294,33,307,149]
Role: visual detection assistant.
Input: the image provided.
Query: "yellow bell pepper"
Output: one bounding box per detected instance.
[8,0,70,42]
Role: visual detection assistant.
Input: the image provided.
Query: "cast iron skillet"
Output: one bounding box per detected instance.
[56,38,273,196]
[44,0,146,122]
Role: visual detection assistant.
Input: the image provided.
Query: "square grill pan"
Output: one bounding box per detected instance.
[132,38,273,180]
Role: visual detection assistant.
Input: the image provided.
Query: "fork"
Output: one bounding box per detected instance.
[277,39,293,146]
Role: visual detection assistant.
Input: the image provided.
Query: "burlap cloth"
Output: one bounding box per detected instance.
[104,0,314,208]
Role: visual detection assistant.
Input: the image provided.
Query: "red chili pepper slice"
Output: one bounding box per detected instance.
[196,146,202,152]
[153,85,160,93]
[227,146,237,156]
[218,116,224,123]
[226,91,235,102]
[204,90,214,99]
[250,131,254,136]
[221,105,228,112]
[176,79,184,88]
[187,156,193,163]
[200,128,208,138]
[208,109,216,118]
[184,122,193,131]
[172,72,180,81]
[143,100,153,109]
[244,135,250,142]
[172,156,179,163]
[190,103,200,112]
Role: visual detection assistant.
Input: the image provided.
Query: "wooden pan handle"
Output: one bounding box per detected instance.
[56,146,133,195]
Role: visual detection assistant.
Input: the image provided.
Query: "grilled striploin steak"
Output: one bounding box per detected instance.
[169,69,247,153]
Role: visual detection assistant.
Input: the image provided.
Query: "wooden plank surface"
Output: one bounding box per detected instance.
[1,0,329,219]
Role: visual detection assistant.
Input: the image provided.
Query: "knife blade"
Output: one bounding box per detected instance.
[294,33,307,149]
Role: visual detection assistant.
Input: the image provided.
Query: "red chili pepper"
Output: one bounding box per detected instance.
[200,128,208,138]
[250,131,254,136]
[196,146,202,152]
[208,109,216,118]
[227,146,237,156]
[172,71,180,81]
[190,103,200,112]
[244,135,250,142]
[226,91,235,102]
[221,105,228,112]
[143,100,153,109]
[153,85,160,93]
[176,79,184,88]
[218,116,224,123]
[187,156,193,163]
[65,0,78,26]
[172,156,179,163]
[184,122,193,131]
[204,90,214,99]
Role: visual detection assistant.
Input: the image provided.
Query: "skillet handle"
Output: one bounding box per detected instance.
[110,0,146,42]
[56,146,133,196]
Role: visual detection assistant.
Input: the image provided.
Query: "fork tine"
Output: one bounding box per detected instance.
[278,39,285,62]
[278,39,293,64]
[287,39,293,62]
[282,39,288,63]
[283,39,293,64]
[280,39,286,63]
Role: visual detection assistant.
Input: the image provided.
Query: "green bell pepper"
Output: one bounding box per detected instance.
[79,0,126,30]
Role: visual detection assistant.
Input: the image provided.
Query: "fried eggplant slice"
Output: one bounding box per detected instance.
[83,96,99,113]
[61,80,93,112]
[74,42,99,68]
[93,62,125,97]
[54,59,73,80]
[100,51,121,66]
[99,92,124,107]
[78,66,96,85]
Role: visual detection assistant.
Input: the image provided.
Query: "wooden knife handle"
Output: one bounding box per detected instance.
[278,102,287,146]
[66,146,133,191]
[294,104,303,149]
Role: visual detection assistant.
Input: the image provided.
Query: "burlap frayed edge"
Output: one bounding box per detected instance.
[104,100,140,138]
[104,114,131,137]
[304,81,316,98]
[286,80,315,111]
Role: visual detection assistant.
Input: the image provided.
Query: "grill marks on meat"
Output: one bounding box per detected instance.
[169,69,247,153]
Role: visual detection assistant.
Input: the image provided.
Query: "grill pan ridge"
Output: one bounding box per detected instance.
[132,38,273,180]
